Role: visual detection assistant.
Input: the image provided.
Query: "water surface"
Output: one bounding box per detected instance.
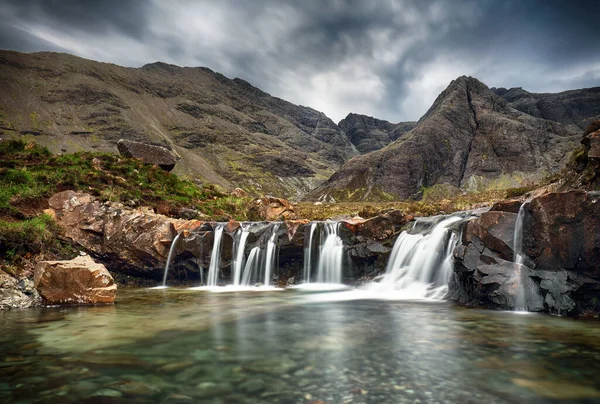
[2,289,600,403]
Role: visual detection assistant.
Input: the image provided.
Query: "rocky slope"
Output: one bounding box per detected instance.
[0,50,357,198]
[492,86,600,130]
[309,76,586,201]
[338,113,416,153]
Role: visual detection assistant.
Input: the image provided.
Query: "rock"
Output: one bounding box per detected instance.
[34,255,116,305]
[117,139,177,171]
[49,190,203,278]
[464,211,517,261]
[248,196,297,221]
[490,199,523,213]
[238,379,266,394]
[451,190,600,315]
[585,129,600,159]
[230,188,248,198]
[0,271,42,310]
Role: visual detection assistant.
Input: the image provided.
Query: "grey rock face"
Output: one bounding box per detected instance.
[0,272,41,310]
[310,76,581,201]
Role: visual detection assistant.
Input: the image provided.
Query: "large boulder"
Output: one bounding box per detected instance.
[48,190,202,278]
[34,255,117,305]
[117,139,177,171]
[248,197,297,221]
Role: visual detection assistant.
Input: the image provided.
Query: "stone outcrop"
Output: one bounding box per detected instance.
[48,190,202,278]
[34,255,117,305]
[451,191,600,315]
[248,197,297,221]
[117,139,177,171]
[0,271,41,310]
[310,76,583,201]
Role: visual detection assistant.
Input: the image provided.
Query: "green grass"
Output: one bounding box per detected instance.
[0,214,72,264]
[0,140,254,220]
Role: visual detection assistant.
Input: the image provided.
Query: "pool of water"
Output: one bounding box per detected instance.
[2,289,600,403]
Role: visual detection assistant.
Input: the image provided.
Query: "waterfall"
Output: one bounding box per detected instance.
[160,232,181,287]
[241,246,261,286]
[512,203,528,311]
[232,224,250,286]
[371,215,463,299]
[207,224,225,286]
[303,222,317,283]
[315,222,344,284]
[263,223,280,286]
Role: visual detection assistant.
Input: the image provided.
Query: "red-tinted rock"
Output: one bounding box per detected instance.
[34,255,116,305]
[248,197,296,221]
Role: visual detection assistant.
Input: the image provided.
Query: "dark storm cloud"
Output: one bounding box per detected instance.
[0,0,599,122]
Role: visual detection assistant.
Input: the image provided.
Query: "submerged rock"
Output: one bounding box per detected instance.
[0,271,41,310]
[34,255,116,305]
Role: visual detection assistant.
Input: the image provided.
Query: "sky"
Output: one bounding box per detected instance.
[0,0,599,123]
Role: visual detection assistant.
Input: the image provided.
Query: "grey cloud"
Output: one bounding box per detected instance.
[0,0,598,122]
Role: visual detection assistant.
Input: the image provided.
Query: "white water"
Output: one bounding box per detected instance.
[232,224,250,286]
[369,215,463,299]
[241,246,261,286]
[160,232,181,287]
[315,222,344,284]
[512,203,528,311]
[263,223,280,286]
[207,224,225,286]
[303,222,317,283]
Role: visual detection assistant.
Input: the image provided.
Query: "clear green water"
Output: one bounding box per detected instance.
[2,289,600,403]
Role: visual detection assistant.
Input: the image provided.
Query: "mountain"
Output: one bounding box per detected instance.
[492,86,600,130]
[0,50,357,198]
[338,113,416,153]
[308,76,586,201]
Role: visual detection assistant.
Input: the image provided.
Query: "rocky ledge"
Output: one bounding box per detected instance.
[44,190,411,284]
[450,190,600,315]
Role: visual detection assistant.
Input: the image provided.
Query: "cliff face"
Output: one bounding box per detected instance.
[309,77,583,201]
[338,113,416,154]
[0,51,357,198]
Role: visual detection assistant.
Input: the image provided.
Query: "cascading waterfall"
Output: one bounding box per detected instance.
[315,222,344,284]
[207,224,225,286]
[231,224,250,286]
[303,222,317,283]
[512,202,528,311]
[263,223,280,286]
[241,247,261,286]
[160,232,181,287]
[371,215,463,299]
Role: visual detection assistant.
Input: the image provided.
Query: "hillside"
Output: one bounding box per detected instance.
[308,76,586,201]
[0,51,357,199]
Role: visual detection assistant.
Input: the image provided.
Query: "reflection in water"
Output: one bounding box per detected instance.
[2,289,600,403]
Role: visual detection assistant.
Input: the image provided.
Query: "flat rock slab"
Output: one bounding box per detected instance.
[34,255,116,305]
